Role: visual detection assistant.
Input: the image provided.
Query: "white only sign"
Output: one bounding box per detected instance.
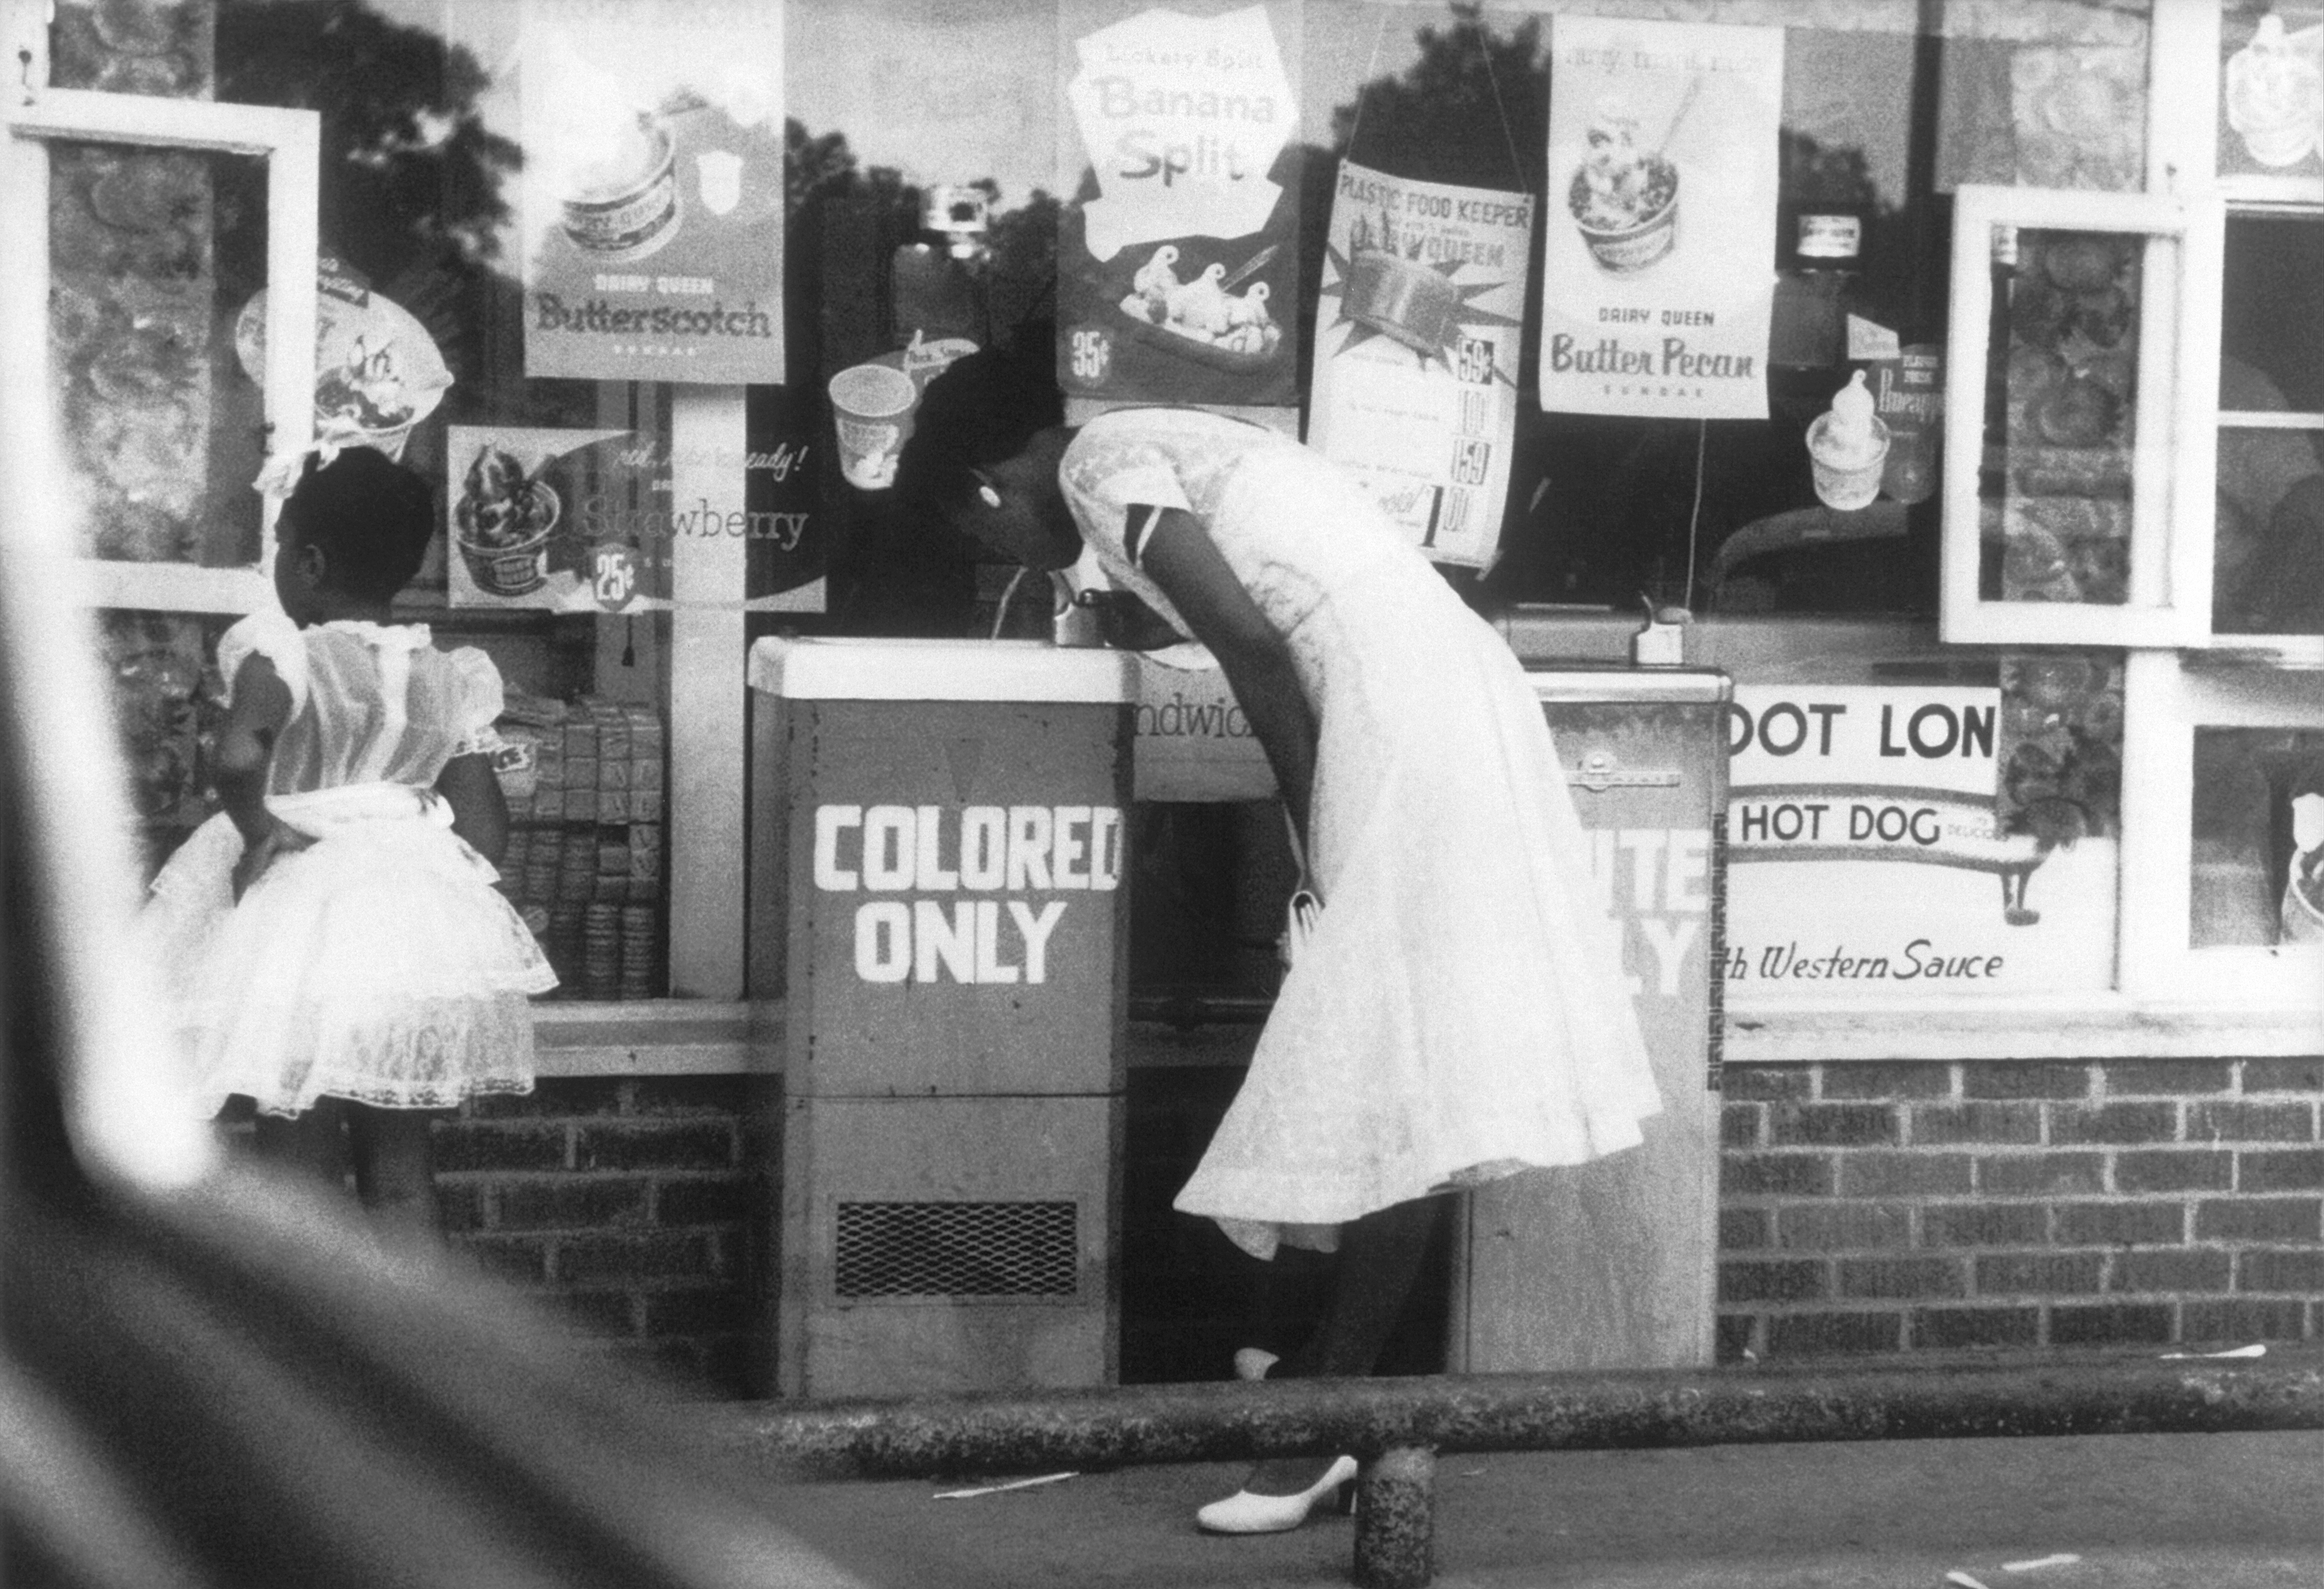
[1724,685,2117,996]
[1064,3,1296,263]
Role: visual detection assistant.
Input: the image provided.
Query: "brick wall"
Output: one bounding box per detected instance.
[1719,1057,2324,1360]
[433,1077,763,1397]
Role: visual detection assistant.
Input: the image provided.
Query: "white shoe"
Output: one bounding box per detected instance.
[1194,1455,1359,1535]
[1232,1347,1279,1381]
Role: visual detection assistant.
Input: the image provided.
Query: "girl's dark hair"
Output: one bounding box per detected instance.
[279,447,436,602]
[894,332,1064,512]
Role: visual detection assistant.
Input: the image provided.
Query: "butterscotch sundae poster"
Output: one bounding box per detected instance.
[1056,0,1302,408]
[1540,16,1780,421]
[520,0,784,385]
[1307,163,1531,570]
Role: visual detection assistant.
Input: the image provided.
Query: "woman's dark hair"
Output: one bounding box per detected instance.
[279,447,436,602]
[894,333,1064,513]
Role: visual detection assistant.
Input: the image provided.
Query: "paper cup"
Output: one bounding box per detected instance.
[456,482,561,598]
[1807,412,1892,512]
[828,361,919,491]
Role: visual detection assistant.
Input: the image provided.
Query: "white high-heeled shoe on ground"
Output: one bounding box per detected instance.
[1194,1455,1359,1535]
[1232,1347,1279,1381]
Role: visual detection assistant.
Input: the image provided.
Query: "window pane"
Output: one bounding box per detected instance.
[1976,224,2142,608]
[2191,727,2324,948]
[2214,424,2324,635]
[2221,214,2324,412]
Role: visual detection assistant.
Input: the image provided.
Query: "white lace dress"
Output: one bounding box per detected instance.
[144,614,557,1118]
[1061,408,1662,1260]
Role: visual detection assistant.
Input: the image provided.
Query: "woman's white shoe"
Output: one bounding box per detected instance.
[1194,1455,1359,1535]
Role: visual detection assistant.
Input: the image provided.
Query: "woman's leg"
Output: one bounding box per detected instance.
[251,1098,347,1188]
[1240,1196,1446,1497]
[346,1105,443,1240]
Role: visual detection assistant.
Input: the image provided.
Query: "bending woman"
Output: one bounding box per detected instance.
[897,347,1661,1534]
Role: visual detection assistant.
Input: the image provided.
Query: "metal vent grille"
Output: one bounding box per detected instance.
[834,1201,1078,1298]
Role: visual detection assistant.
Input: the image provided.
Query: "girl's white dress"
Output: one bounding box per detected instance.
[1062,408,1663,1260]
[144,614,557,1118]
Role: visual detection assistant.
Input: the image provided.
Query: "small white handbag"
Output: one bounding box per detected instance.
[1279,809,1322,970]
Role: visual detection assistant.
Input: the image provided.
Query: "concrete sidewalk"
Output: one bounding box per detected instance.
[744,1429,2324,1588]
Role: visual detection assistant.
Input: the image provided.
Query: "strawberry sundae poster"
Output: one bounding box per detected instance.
[446,426,673,614]
[1540,16,1781,421]
[520,0,785,385]
[1307,162,1531,570]
[1055,0,1303,408]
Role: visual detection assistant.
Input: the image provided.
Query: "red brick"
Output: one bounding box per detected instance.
[1719,1208,1770,1250]
[554,1233,717,1285]
[2191,1102,2316,1143]
[1977,1252,2105,1294]
[1721,1103,1763,1149]
[2050,1103,2179,1146]
[1837,1152,1972,1197]
[1722,1152,1835,1197]
[1977,1153,2105,1196]
[2242,1058,2324,1093]
[1764,1311,1904,1356]
[2100,1060,2233,1096]
[573,1122,737,1172]
[468,1080,625,1120]
[1719,1260,1827,1304]
[1920,1205,2048,1247]
[1778,1204,1910,1251]
[2050,1303,2174,1346]
[1722,1066,1812,1102]
[2182,1299,2309,1343]
[1769,1103,1899,1148]
[2193,1198,2322,1242]
[1819,1063,1953,1101]
[629,1077,751,1117]
[2055,1202,2185,1245]
[2115,1151,2233,1193]
[452,1235,550,1285]
[1715,1313,1759,1364]
[656,1177,748,1226]
[1962,1062,2090,1100]
[1912,1306,2040,1349]
[2239,1248,2324,1291]
[2109,1249,2232,1293]
[1910,1103,2040,1146]
[2241,1149,2324,1192]
[642,1288,751,1338]
[496,1177,650,1232]
[438,1182,487,1234]
[434,1126,569,1173]
[1838,1257,1965,1299]
[538,1289,638,1338]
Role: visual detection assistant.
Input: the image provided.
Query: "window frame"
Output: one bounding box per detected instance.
[0,83,319,614]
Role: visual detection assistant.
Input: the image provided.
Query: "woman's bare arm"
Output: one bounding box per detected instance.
[1135,505,1319,845]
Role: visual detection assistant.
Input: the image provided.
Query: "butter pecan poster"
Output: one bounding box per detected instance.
[520,0,785,384]
[1308,162,1530,570]
[1056,0,1302,407]
[1723,686,2115,997]
[1540,17,1781,421]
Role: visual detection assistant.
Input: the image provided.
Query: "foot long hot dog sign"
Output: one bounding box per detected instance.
[1723,686,2115,995]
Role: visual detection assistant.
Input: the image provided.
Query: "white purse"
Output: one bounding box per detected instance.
[1278,809,1322,970]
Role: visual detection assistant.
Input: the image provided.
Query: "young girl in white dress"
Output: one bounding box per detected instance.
[142,449,556,1233]
[899,347,1660,1534]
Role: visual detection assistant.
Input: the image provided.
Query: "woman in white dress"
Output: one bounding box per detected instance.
[899,346,1659,1533]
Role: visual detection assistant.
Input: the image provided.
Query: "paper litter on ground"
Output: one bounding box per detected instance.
[933,1472,1078,1500]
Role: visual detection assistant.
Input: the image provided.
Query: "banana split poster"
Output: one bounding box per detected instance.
[520,0,785,384]
[1307,162,1531,571]
[1540,15,1780,420]
[1724,686,2116,996]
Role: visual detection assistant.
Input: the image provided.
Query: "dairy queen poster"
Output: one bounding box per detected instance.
[521,0,785,384]
[1307,163,1531,570]
[1057,0,1303,408]
[1541,16,1780,421]
[1725,686,2115,996]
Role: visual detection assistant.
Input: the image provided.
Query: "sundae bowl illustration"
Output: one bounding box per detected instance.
[1807,370,1891,512]
[560,108,682,261]
[2226,14,2323,168]
[1568,98,1680,275]
[454,445,561,598]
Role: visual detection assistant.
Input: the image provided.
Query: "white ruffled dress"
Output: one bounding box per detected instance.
[144,614,557,1118]
[1061,409,1663,1260]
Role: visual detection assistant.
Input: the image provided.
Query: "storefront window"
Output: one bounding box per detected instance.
[2214,213,2324,635]
[2190,726,2324,949]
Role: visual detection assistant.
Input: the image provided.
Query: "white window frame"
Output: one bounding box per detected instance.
[2118,649,2324,1005]
[0,83,318,614]
[1941,184,2222,648]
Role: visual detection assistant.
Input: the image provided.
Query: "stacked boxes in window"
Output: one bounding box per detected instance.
[489,695,666,1000]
